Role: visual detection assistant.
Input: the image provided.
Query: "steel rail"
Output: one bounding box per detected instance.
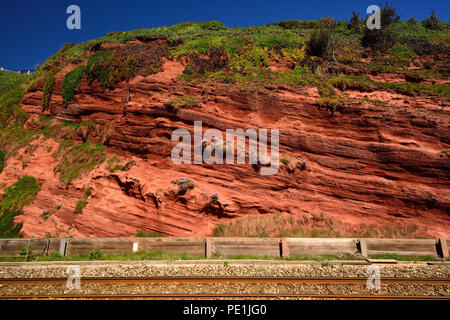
[0,276,447,300]
[0,276,448,285]
[0,293,448,300]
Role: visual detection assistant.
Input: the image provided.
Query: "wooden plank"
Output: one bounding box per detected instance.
[206,238,213,259]
[360,239,368,258]
[0,239,59,257]
[286,238,358,256]
[286,238,357,244]
[213,238,281,245]
[280,238,289,258]
[59,239,68,257]
[368,250,437,257]
[46,239,62,255]
[365,239,438,257]
[439,238,449,259]
[213,238,281,257]
[367,259,398,264]
[364,238,437,243]
[0,238,65,257]
[367,242,437,250]
[140,238,206,255]
[140,238,205,244]
[67,238,134,256]
[213,249,280,257]
[0,239,28,257]
[213,245,281,252]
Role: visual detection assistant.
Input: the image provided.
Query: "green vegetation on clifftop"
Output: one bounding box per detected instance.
[0,71,30,96]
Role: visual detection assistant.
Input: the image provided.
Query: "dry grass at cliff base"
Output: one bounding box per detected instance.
[212,212,424,238]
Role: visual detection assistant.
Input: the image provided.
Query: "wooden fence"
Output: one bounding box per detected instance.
[0,237,448,260]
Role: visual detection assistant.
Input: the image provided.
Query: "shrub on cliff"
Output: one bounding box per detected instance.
[74,187,91,214]
[317,17,336,29]
[423,11,443,30]
[273,20,318,30]
[349,11,362,33]
[390,44,415,62]
[86,50,116,90]
[306,29,330,58]
[165,95,201,112]
[182,48,229,75]
[0,176,41,238]
[316,82,345,116]
[171,177,195,195]
[41,67,61,111]
[62,65,86,106]
[199,21,227,31]
[175,31,305,74]
[407,17,418,25]
[0,150,5,173]
[86,45,166,90]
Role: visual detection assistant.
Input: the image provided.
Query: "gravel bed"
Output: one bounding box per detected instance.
[0,262,448,279]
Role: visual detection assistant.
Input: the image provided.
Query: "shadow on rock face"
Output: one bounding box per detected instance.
[201,200,231,218]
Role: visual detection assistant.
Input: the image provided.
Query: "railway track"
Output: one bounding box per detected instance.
[1,294,448,300]
[0,276,448,285]
[0,277,448,300]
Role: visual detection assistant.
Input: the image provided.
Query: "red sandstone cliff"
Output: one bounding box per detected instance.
[2,44,449,238]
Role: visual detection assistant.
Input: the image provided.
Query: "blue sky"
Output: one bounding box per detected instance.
[1,0,449,70]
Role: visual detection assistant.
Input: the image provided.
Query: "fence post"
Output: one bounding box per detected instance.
[438,238,448,259]
[25,240,31,261]
[205,238,213,259]
[280,238,289,258]
[359,239,368,258]
[59,238,68,257]
[42,238,50,256]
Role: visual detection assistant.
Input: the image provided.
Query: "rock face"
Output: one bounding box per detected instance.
[3,56,449,238]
